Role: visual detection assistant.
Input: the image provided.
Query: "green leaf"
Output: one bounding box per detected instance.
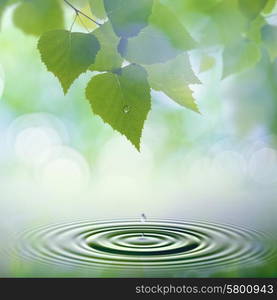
[160,0,223,46]
[0,0,8,25]
[90,22,123,72]
[263,0,276,13]
[161,0,222,14]
[86,64,151,150]
[210,0,248,46]
[89,0,106,19]
[162,0,247,47]
[200,55,216,72]
[262,24,277,61]
[247,15,266,43]
[239,0,268,20]
[104,0,154,38]
[223,39,261,78]
[13,0,64,36]
[1,0,22,27]
[120,0,196,64]
[38,30,100,94]
[145,54,200,112]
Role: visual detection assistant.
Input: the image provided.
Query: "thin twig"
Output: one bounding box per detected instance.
[69,12,78,31]
[64,0,101,26]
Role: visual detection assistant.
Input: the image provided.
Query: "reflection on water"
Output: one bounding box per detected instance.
[7,219,276,277]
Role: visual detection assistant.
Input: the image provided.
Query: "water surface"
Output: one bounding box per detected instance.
[6,219,276,277]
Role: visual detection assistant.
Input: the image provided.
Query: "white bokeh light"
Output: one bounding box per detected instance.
[37,146,91,195]
[15,126,62,164]
[248,147,277,184]
[188,157,214,177]
[7,113,68,164]
[212,151,247,179]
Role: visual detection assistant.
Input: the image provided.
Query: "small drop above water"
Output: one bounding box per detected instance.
[141,213,147,223]
[140,213,147,239]
[123,105,130,114]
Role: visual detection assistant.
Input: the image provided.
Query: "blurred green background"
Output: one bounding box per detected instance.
[0,1,276,277]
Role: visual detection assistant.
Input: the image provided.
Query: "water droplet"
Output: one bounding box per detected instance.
[141,213,147,223]
[140,213,147,239]
[123,105,130,114]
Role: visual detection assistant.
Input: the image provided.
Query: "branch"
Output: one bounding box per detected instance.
[64,0,101,26]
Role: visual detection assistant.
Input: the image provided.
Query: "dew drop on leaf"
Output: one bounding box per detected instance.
[123,105,130,114]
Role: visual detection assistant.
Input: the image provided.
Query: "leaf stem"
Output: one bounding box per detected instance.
[63,0,101,26]
[69,12,78,32]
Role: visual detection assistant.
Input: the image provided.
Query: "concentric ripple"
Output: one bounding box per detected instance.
[14,220,276,272]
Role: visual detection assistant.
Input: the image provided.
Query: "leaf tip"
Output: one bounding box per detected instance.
[61,82,70,95]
